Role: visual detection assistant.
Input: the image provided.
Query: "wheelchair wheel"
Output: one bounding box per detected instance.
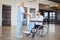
[36,26,48,36]
[31,28,37,38]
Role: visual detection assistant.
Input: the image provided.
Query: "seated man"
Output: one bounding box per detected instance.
[23,11,44,34]
[34,11,44,29]
[23,13,35,34]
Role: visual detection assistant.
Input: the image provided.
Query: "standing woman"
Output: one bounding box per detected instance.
[16,1,30,38]
[16,1,26,38]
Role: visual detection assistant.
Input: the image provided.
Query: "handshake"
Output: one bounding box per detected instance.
[25,13,32,18]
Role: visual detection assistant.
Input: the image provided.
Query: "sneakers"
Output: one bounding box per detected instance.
[16,35,23,38]
[23,31,31,34]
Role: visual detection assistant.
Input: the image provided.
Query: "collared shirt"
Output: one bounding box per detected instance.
[35,15,44,25]
[30,15,44,25]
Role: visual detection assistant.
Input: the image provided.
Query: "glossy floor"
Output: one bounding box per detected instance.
[0,24,60,40]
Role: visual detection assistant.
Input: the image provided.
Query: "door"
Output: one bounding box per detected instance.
[49,12,56,24]
[44,11,56,24]
[44,11,49,24]
[2,5,11,26]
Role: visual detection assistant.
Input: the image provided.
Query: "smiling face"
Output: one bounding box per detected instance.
[36,11,41,16]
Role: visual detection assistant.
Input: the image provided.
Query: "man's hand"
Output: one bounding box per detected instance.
[24,13,32,18]
[27,14,31,18]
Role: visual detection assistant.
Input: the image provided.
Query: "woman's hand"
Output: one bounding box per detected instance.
[24,13,32,18]
[27,14,32,18]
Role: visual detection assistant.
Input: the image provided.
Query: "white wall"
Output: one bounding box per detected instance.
[0,0,58,27]
[24,1,39,11]
[2,0,18,26]
[0,0,17,26]
[24,1,39,24]
[0,0,39,26]
[0,0,2,26]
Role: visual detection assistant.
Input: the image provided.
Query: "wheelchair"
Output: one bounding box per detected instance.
[31,21,48,38]
[23,20,48,38]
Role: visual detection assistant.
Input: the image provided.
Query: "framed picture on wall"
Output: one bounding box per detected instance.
[30,8,35,13]
[30,8,36,18]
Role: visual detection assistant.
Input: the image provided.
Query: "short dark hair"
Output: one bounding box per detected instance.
[37,10,42,15]
[37,11,40,12]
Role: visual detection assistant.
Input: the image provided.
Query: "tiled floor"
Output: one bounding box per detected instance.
[0,24,60,40]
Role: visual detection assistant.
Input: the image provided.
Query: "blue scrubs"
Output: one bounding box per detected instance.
[27,13,35,33]
[27,21,35,33]
[16,6,25,37]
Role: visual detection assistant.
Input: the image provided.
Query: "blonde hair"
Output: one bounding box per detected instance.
[17,0,24,7]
